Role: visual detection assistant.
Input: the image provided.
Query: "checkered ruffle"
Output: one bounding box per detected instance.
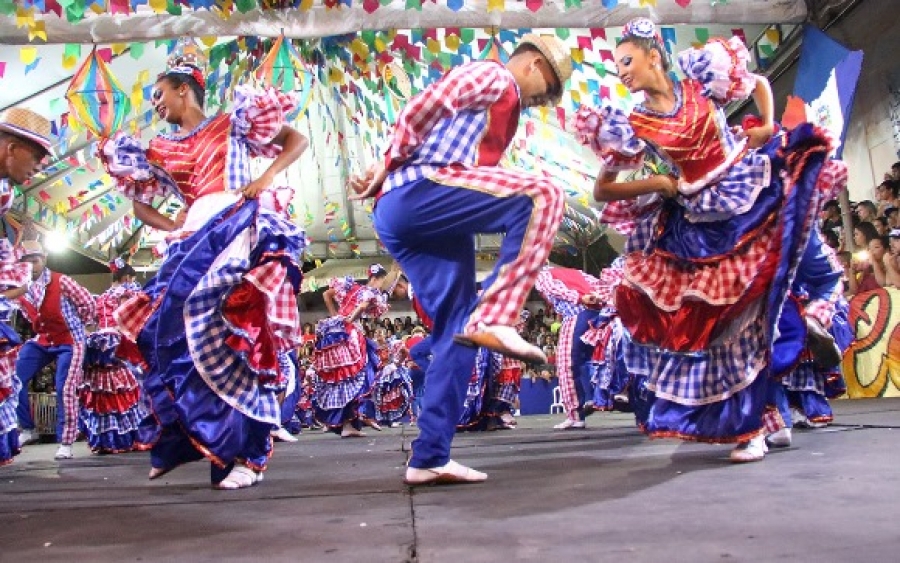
[622,217,778,312]
[623,310,769,406]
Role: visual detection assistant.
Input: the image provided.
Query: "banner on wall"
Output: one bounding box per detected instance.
[792,25,864,159]
[842,287,900,398]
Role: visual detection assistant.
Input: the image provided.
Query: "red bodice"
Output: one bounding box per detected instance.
[146,114,231,205]
[629,79,731,184]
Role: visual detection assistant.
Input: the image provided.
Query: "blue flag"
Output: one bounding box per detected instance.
[793,25,864,158]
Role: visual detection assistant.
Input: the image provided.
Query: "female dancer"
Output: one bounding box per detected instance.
[313,264,390,437]
[100,47,309,488]
[373,340,414,427]
[78,258,150,454]
[575,18,846,462]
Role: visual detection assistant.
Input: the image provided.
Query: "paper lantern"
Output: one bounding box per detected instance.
[65,47,131,138]
[254,35,315,118]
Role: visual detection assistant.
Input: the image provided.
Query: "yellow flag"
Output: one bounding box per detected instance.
[20,46,37,65]
[149,0,167,13]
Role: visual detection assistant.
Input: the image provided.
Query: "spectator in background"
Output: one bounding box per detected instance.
[869,235,890,288]
[821,199,842,237]
[822,228,840,250]
[886,229,900,287]
[856,200,878,223]
[874,216,890,236]
[890,162,900,181]
[886,207,900,230]
[852,221,880,251]
[876,180,900,216]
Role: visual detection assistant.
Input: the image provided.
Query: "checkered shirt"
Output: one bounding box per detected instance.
[534,268,587,318]
[331,277,389,319]
[382,61,518,193]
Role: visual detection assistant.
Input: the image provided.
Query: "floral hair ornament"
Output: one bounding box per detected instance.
[622,17,665,48]
[368,264,388,277]
[109,257,126,273]
[160,39,208,89]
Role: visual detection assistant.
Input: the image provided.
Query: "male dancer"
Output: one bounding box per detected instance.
[16,240,95,460]
[351,34,572,485]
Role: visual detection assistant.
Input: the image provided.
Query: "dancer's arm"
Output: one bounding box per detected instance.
[323,288,339,317]
[242,125,309,198]
[735,76,775,149]
[594,171,678,202]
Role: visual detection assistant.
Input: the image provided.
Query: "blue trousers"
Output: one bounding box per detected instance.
[374,179,539,468]
[570,310,599,420]
[16,342,74,442]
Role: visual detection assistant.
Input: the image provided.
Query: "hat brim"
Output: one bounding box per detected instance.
[519,36,566,106]
[19,252,45,261]
[0,123,53,156]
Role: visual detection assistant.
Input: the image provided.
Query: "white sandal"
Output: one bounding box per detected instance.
[213,466,264,490]
[729,436,768,463]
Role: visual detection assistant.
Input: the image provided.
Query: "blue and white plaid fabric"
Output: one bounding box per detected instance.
[79,405,147,436]
[382,106,485,192]
[493,382,518,406]
[0,374,20,435]
[313,370,368,411]
[623,310,769,406]
[184,252,280,424]
[784,362,826,395]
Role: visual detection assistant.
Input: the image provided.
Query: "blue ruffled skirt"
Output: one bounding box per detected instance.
[128,199,304,478]
[621,125,836,442]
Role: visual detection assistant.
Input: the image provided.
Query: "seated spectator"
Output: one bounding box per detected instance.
[887,206,900,230]
[856,200,878,223]
[853,221,880,251]
[886,229,900,288]
[874,216,890,236]
[821,199,842,237]
[822,228,840,250]
[876,180,900,216]
[869,235,890,288]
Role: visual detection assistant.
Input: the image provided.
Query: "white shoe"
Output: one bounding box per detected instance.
[553,419,586,430]
[270,427,299,443]
[454,324,547,364]
[404,460,487,486]
[54,445,74,460]
[18,429,38,448]
[766,427,792,448]
[790,408,809,428]
[730,436,768,463]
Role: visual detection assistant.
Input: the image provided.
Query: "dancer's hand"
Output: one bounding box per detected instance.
[242,172,273,199]
[732,123,774,149]
[173,208,187,230]
[349,163,387,200]
[581,293,601,306]
[657,175,679,199]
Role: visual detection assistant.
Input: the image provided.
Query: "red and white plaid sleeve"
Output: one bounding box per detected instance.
[60,275,96,324]
[383,62,513,170]
[534,268,581,306]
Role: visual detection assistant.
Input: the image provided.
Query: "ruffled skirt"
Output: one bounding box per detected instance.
[115,196,305,473]
[79,331,150,453]
[373,364,413,424]
[616,125,839,442]
[457,349,505,431]
[312,321,378,429]
[0,322,21,466]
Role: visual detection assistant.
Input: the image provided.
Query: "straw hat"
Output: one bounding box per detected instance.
[18,239,46,260]
[0,107,53,153]
[518,34,573,105]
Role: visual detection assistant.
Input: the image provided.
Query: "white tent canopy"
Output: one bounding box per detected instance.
[0,1,807,44]
[0,1,804,270]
